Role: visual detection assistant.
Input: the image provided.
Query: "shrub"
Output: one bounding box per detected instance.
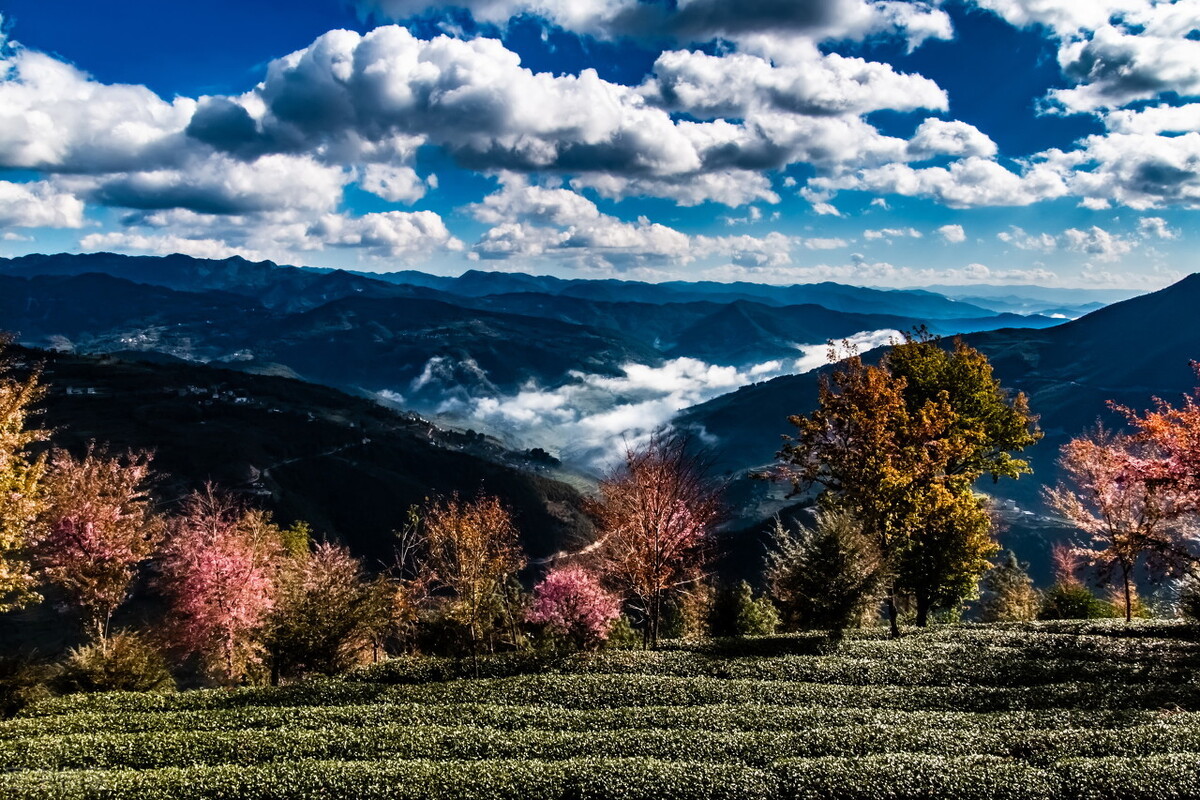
[980,551,1040,622]
[766,510,886,635]
[54,632,175,694]
[1039,583,1117,620]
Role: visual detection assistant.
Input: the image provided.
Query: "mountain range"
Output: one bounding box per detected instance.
[0,253,1063,412]
[1,250,1182,580]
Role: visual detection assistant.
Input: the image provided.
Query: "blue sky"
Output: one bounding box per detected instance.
[0,0,1196,288]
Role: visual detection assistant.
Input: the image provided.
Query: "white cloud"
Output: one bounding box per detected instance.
[641,46,947,119]
[698,259,1058,287]
[0,35,195,173]
[936,224,966,243]
[809,156,1069,208]
[864,227,922,241]
[0,180,85,228]
[1138,216,1179,239]
[1048,131,1200,209]
[1105,103,1200,135]
[998,223,1138,261]
[998,226,1059,251]
[970,0,1200,113]
[468,176,794,267]
[79,231,263,261]
[1062,225,1135,261]
[358,163,428,204]
[355,0,953,50]
[804,237,850,250]
[438,328,900,468]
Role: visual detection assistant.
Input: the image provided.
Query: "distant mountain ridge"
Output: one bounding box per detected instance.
[0,253,1070,406]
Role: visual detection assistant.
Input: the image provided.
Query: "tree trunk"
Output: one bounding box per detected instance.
[886,585,902,639]
[915,595,930,628]
[1122,568,1133,623]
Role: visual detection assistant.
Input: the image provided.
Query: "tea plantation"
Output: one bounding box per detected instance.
[3,621,1199,799]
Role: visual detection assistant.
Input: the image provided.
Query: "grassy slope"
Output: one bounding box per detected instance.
[3,621,1199,798]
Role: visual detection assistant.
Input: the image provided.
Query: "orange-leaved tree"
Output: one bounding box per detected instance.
[419,493,526,669]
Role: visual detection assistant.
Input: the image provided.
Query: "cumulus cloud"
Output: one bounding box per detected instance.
[1138,216,1179,239]
[1062,225,1136,261]
[998,226,1059,251]
[433,328,900,468]
[971,0,1200,113]
[808,156,1069,208]
[468,176,795,267]
[998,223,1138,262]
[937,224,966,243]
[804,237,850,249]
[80,231,263,261]
[0,33,194,174]
[0,180,85,228]
[1048,131,1200,209]
[355,0,953,50]
[641,46,947,119]
[82,206,462,264]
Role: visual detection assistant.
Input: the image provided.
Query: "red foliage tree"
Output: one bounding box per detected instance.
[526,566,621,650]
[157,487,283,685]
[37,446,163,642]
[588,434,722,648]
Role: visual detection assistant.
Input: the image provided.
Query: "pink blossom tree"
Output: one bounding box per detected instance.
[1044,428,1186,621]
[37,446,163,643]
[157,487,283,685]
[526,566,621,650]
[587,434,722,648]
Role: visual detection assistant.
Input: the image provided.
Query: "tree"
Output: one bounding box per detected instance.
[419,493,526,669]
[1044,427,1182,621]
[0,337,48,613]
[731,580,779,637]
[776,335,1039,636]
[36,446,164,643]
[588,434,722,648]
[266,542,375,681]
[157,488,284,686]
[894,485,997,625]
[526,566,622,651]
[980,551,1039,622]
[766,509,886,635]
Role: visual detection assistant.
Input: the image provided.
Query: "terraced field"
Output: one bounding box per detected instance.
[3,621,1200,799]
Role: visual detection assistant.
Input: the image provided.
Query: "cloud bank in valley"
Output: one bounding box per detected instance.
[419,328,900,470]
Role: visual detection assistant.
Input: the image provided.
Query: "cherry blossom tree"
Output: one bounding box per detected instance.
[588,434,722,648]
[37,446,163,643]
[1044,427,1184,621]
[157,488,283,685]
[527,566,621,650]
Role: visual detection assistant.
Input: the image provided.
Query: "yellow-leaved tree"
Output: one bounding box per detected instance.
[0,336,48,613]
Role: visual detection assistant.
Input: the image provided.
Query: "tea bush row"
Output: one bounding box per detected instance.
[4,754,1200,800]
[6,722,1200,772]
[6,702,1189,740]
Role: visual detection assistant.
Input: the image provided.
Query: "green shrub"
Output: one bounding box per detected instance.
[1039,584,1118,620]
[54,632,175,694]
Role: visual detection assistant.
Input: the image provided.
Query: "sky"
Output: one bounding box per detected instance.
[0,0,1197,289]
